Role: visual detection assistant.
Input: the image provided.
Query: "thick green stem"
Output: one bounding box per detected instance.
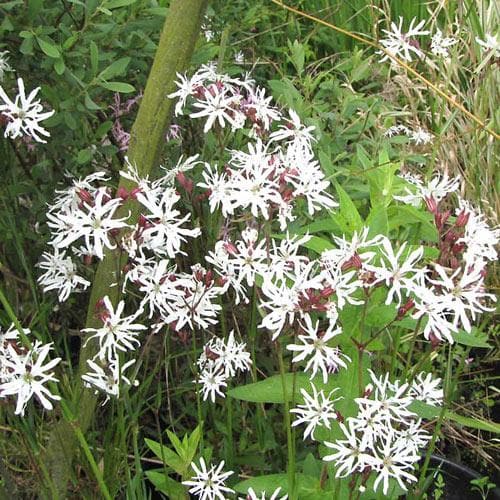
[43,1,207,494]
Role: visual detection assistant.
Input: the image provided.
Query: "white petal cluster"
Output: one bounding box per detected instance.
[384,124,433,145]
[196,331,251,402]
[182,458,234,500]
[0,77,55,142]
[0,50,12,81]
[241,487,288,500]
[324,371,432,496]
[379,17,430,62]
[291,383,341,440]
[431,30,457,58]
[0,326,61,416]
[394,173,460,206]
[81,296,145,399]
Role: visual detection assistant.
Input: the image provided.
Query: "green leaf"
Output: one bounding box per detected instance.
[410,401,500,433]
[145,470,186,498]
[90,41,99,76]
[144,438,186,476]
[451,328,491,348]
[53,57,65,75]
[98,56,131,80]
[288,39,305,75]
[99,81,135,93]
[36,36,60,58]
[334,181,363,234]
[105,0,136,8]
[84,93,102,111]
[366,206,388,237]
[234,473,324,497]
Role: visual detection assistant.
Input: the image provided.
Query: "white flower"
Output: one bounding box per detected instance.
[394,173,459,207]
[269,109,316,147]
[0,77,55,142]
[190,86,243,133]
[324,372,431,496]
[429,262,495,333]
[323,420,369,476]
[241,487,288,500]
[456,199,499,263]
[47,188,129,260]
[198,364,228,402]
[287,316,347,383]
[409,275,458,343]
[408,372,443,406]
[366,239,424,306]
[364,432,419,495]
[379,17,429,62]
[161,269,223,331]
[431,30,457,58]
[82,296,146,363]
[0,341,61,416]
[82,358,138,401]
[409,127,433,145]
[136,186,200,258]
[198,331,252,378]
[291,383,340,440]
[476,33,500,57]
[234,51,244,64]
[37,248,90,302]
[182,458,234,500]
[0,51,12,81]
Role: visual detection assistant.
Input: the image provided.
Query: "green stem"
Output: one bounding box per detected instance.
[405,317,422,374]
[276,341,296,499]
[43,1,207,494]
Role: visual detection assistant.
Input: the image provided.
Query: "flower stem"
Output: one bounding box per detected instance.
[276,341,296,499]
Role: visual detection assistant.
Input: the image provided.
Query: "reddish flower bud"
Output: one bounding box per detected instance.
[425,196,438,214]
[116,187,129,200]
[429,331,441,349]
[397,298,415,319]
[223,241,238,255]
[455,209,470,227]
[176,171,194,194]
[77,189,94,206]
[129,187,142,199]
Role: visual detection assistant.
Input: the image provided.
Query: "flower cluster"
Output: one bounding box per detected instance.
[385,124,433,145]
[0,324,61,416]
[324,371,439,495]
[196,331,252,402]
[170,65,336,229]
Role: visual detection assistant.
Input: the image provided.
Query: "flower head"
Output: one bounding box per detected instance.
[0,77,55,142]
[182,458,234,500]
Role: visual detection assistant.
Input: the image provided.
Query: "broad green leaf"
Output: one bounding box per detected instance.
[144,438,185,476]
[366,206,388,237]
[334,181,363,234]
[234,473,326,497]
[145,470,186,499]
[229,373,345,404]
[99,81,135,93]
[451,328,491,348]
[410,401,500,433]
[98,56,131,80]
[36,36,60,58]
